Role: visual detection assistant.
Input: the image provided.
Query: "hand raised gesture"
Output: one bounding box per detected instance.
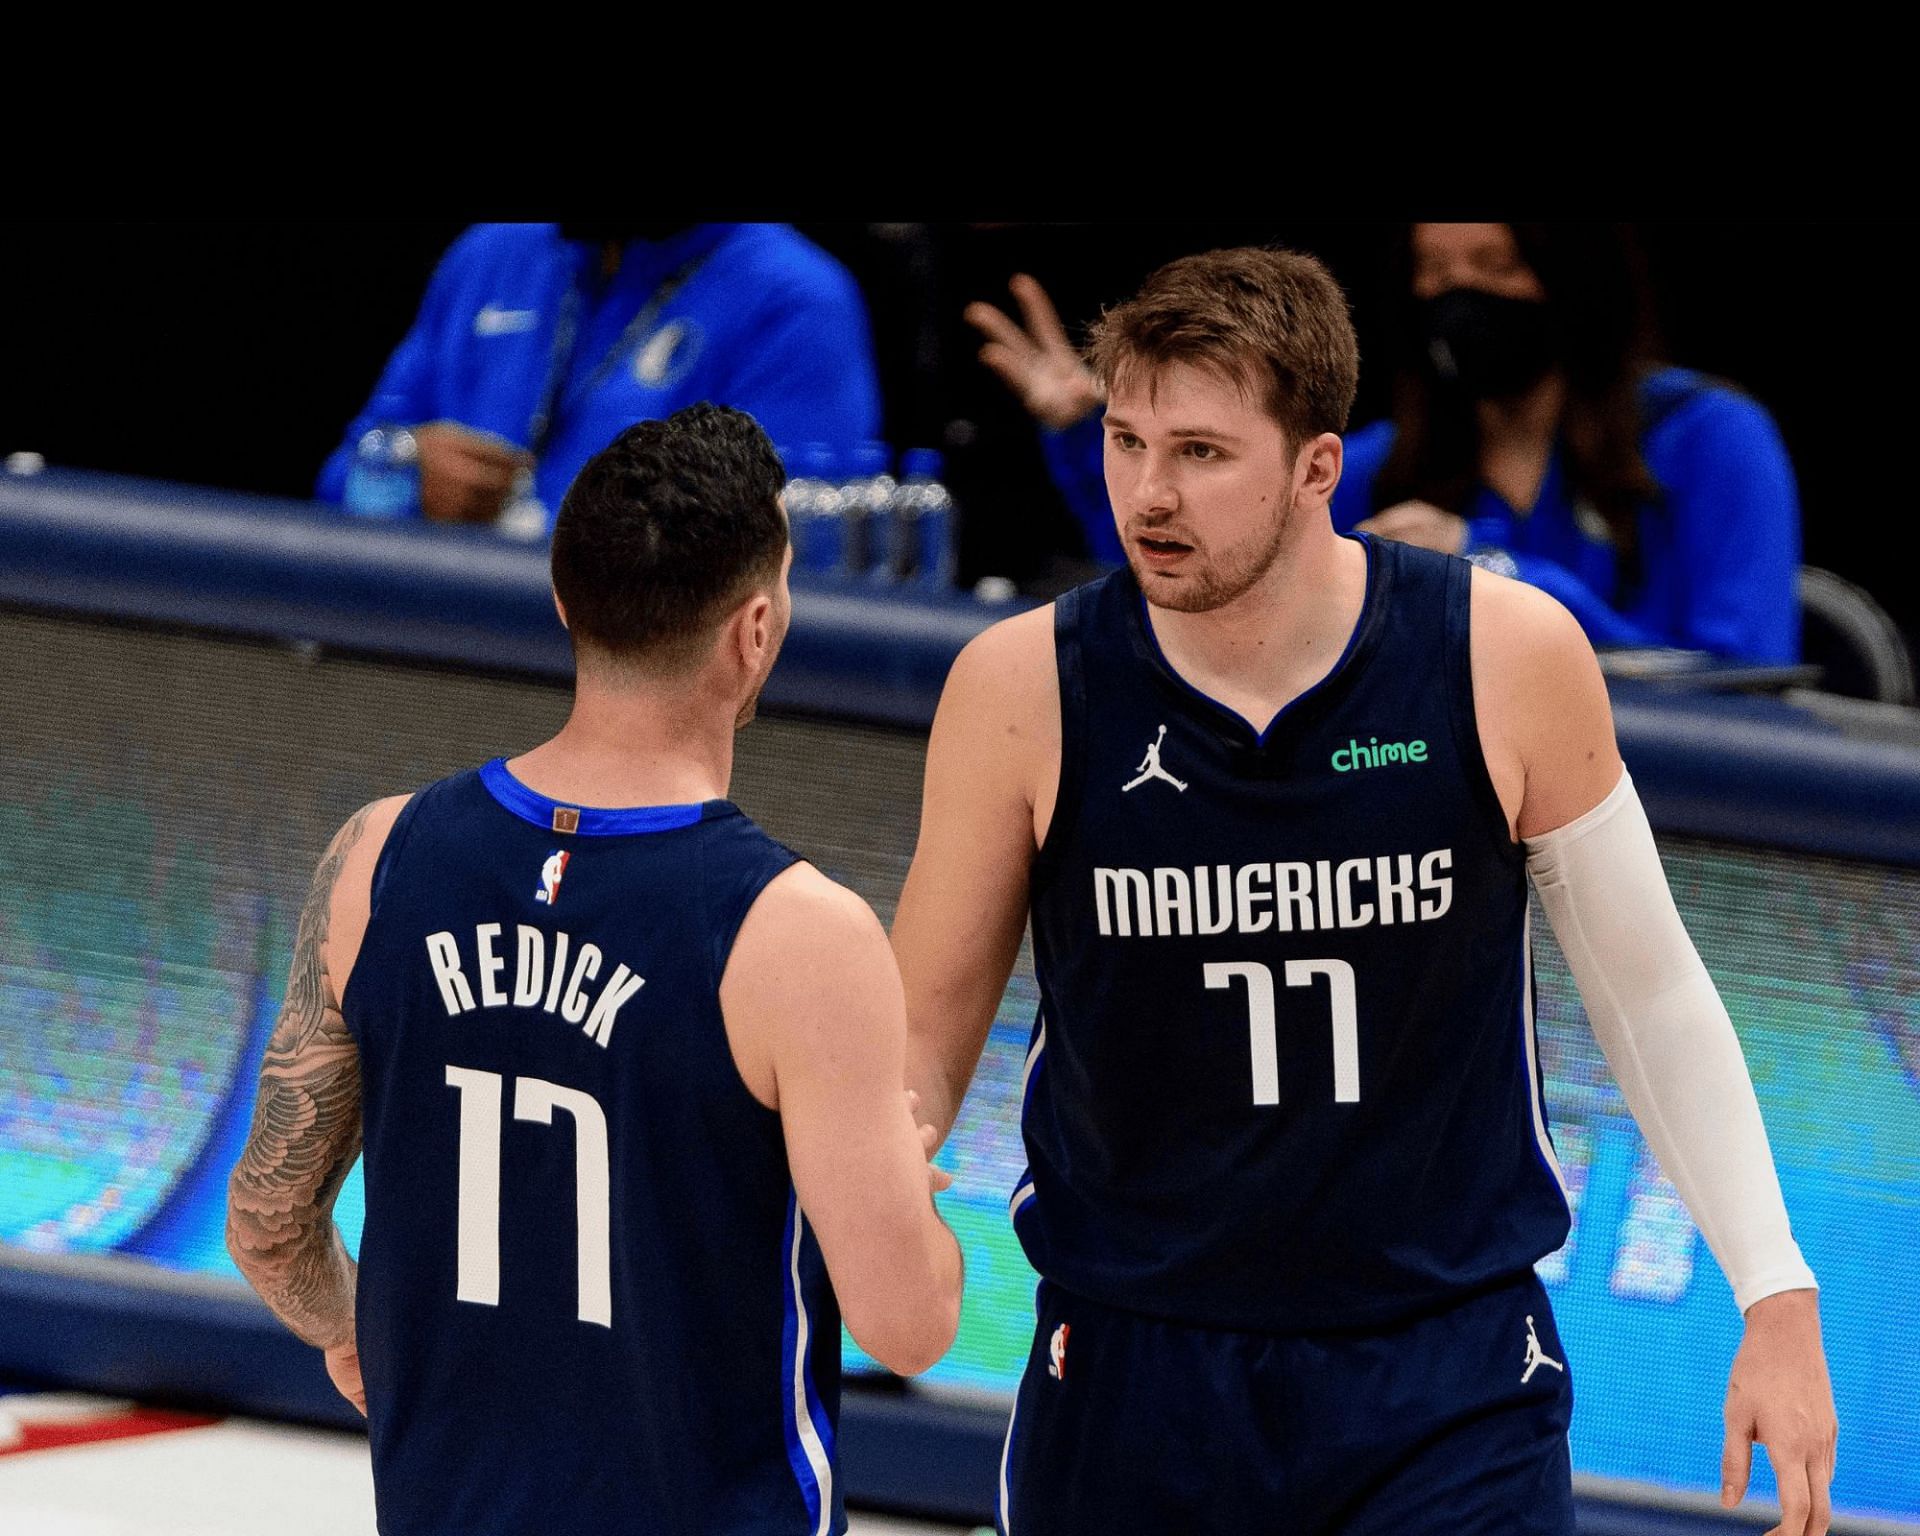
[963,274,1103,431]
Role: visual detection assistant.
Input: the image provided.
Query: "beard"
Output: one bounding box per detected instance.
[735,621,788,728]
[734,684,762,729]
[1128,489,1296,614]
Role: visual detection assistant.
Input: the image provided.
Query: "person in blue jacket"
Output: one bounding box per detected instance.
[320,222,882,535]
[968,223,1802,662]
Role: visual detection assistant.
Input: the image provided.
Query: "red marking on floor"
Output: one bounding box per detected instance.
[0,1407,223,1458]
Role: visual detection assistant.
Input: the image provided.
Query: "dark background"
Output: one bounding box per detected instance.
[2,221,1907,648]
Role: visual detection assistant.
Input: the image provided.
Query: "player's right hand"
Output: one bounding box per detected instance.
[963,274,1104,431]
[907,1090,953,1194]
[415,422,534,525]
[324,1338,367,1417]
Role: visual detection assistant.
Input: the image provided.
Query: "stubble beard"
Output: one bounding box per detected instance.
[1134,488,1297,615]
[735,670,767,729]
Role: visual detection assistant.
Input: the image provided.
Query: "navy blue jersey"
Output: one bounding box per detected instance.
[340,760,845,1536]
[1019,534,1571,1332]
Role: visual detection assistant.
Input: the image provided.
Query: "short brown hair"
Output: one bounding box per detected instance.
[1087,247,1360,450]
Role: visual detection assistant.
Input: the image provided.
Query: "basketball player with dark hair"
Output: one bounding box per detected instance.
[895,249,1837,1535]
[227,402,962,1536]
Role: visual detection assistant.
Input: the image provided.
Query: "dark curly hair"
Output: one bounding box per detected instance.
[551,403,787,672]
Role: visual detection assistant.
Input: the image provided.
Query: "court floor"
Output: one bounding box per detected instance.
[0,1393,980,1535]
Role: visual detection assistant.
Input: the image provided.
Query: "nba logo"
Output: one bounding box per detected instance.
[535,850,570,905]
[1048,1323,1069,1381]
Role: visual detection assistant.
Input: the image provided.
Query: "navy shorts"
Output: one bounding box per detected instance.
[997,1271,1574,1536]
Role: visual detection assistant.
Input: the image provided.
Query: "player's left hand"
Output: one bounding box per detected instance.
[1720,1288,1836,1536]
[325,1338,368,1417]
[1355,500,1468,555]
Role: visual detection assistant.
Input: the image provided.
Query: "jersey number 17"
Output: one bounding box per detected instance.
[444,1066,613,1327]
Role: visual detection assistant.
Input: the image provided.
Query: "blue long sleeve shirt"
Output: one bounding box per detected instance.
[1042,367,1803,662]
[319,223,881,531]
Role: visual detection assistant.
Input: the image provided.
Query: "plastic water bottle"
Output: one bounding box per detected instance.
[786,443,844,575]
[840,441,897,580]
[342,425,421,520]
[496,467,549,541]
[899,448,956,591]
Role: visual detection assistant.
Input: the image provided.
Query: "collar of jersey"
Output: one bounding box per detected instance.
[479,758,717,835]
[1124,531,1389,750]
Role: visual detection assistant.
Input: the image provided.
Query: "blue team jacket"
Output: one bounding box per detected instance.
[1042,367,1802,663]
[318,223,881,532]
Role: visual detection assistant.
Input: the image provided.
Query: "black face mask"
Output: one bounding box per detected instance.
[1418,288,1558,399]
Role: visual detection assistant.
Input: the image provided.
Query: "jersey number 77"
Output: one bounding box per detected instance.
[1204,959,1360,1104]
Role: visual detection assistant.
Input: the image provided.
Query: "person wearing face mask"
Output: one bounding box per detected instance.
[318,222,881,536]
[967,224,1802,662]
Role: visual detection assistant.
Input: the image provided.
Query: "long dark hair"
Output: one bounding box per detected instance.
[1374,223,1664,591]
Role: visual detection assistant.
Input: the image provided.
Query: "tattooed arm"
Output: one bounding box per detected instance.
[226,796,408,1413]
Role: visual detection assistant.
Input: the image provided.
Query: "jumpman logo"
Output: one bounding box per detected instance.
[1520,1315,1564,1383]
[1122,725,1188,794]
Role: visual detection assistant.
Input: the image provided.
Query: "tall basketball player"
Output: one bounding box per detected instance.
[895,250,1837,1535]
[227,404,962,1536]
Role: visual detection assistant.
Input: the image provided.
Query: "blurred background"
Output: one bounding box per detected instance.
[0,220,1911,647]
[2,221,1916,1535]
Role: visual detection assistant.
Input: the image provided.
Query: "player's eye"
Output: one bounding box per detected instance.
[1184,442,1221,461]
[1111,431,1143,451]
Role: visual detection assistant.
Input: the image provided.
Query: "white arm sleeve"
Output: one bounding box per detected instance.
[1524,769,1817,1313]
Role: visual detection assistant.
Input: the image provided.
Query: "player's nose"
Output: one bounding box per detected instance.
[1135,454,1180,515]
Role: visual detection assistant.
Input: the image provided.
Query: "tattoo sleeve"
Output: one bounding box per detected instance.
[225,805,373,1349]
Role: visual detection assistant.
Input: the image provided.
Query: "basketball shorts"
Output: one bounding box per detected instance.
[996,1270,1574,1535]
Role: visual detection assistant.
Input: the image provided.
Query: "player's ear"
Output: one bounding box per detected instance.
[722,588,774,670]
[552,591,570,631]
[1297,430,1344,509]
[742,589,774,657]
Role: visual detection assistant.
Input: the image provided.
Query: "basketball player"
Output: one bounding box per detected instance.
[227,404,962,1536]
[894,250,1837,1535]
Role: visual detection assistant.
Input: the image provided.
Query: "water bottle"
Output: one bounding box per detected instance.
[786,443,844,576]
[342,425,421,520]
[496,466,549,541]
[867,450,919,587]
[840,441,897,580]
[899,448,956,591]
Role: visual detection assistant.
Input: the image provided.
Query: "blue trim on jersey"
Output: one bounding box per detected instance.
[365,791,424,920]
[779,1193,819,1528]
[478,757,709,835]
[997,1374,1022,1536]
[1517,911,1570,1207]
[780,1190,833,1532]
[1130,533,1379,745]
[804,1382,835,1495]
[1019,1020,1047,1116]
[1010,1017,1047,1222]
[801,1295,836,1495]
